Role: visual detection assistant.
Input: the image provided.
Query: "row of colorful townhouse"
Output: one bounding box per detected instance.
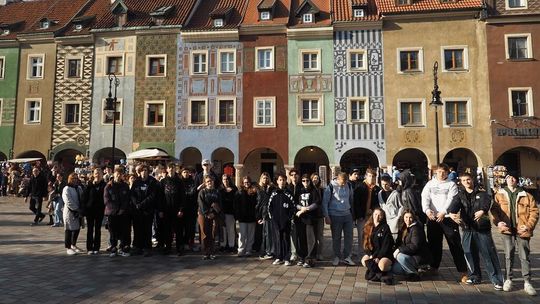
[0,0,539,183]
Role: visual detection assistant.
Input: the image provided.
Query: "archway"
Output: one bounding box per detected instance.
[212,148,235,176]
[180,147,202,172]
[294,146,330,179]
[443,148,479,174]
[243,148,285,181]
[93,148,126,166]
[340,148,379,175]
[0,151,7,161]
[54,149,83,174]
[496,147,540,179]
[392,148,429,186]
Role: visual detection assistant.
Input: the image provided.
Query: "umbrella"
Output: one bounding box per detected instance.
[7,158,43,163]
[127,149,169,160]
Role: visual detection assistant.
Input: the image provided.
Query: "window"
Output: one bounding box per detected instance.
[101,99,123,124]
[214,18,224,27]
[396,0,412,5]
[66,58,82,78]
[2,29,9,35]
[189,99,207,125]
[442,47,468,71]
[106,56,123,75]
[191,51,208,75]
[507,0,527,9]
[25,99,41,124]
[256,47,274,71]
[353,9,364,17]
[301,50,320,72]
[303,13,313,23]
[28,54,44,79]
[260,11,271,20]
[347,49,367,72]
[146,55,166,77]
[506,34,532,60]
[0,56,4,79]
[508,88,534,117]
[145,101,165,127]
[40,21,49,29]
[218,50,236,74]
[347,98,369,123]
[217,98,236,125]
[63,102,81,125]
[298,96,324,125]
[398,48,423,73]
[398,100,424,127]
[444,100,470,126]
[254,97,275,128]
[74,24,83,31]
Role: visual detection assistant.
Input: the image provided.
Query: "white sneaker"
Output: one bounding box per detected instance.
[342,257,356,266]
[524,282,537,296]
[332,257,340,266]
[503,279,513,292]
[87,251,94,255]
[284,260,292,266]
[118,250,131,257]
[66,248,77,255]
[71,245,83,253]
[272,259,283,265]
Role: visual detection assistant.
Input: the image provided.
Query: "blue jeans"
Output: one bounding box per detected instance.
[53,197,64,225]
[462,229,503,285]
[392,253,419,275]
[329,214,353,259]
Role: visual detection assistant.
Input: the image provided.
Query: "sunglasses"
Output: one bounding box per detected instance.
[202,164,209,166]
[302,179,309,182]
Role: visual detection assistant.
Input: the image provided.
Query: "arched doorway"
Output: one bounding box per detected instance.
[93,148,126,166]
[496,147,540,179]
[14,150,47,172]
[340,148,379,175]
[443,148,479,174]
[0,151,7,161]
[243,148,285,181]
[294,146,330,179]
[212,148,234,176]
[180,147,202,172]
[54,149,83,174]
[392,148,429,186]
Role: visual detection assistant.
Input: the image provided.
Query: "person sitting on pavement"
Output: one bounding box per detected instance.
[361,208,394,285]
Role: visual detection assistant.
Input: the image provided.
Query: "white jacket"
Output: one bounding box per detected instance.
[421,178,457,215]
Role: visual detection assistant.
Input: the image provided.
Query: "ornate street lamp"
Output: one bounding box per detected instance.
[104,73,120,168]
[430,61,443,165]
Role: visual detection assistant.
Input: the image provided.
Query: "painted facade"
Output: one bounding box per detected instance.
[0,47,18,160]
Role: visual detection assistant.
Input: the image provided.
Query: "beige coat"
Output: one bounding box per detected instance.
[491,188,539,238]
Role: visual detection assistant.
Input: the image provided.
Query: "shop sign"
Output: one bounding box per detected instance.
[496,128,540,139]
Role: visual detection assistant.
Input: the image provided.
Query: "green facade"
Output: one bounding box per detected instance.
[0,47,19,159]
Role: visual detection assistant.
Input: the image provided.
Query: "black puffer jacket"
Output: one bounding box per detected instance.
[181,176,197,213]
[219,185,238,215]
[234,186,258,223]
[448,187,491,231]
[256,184,274,220]
[104,181,130,216]
[84,180,106,217]
[395,222,431,265]
[130,176,160,215]
[399,171,426,224]
[28,173,48,198]
[365,222,394,259]
[268,188,295,230]
[354,182,381,220]
[160,175,184,214]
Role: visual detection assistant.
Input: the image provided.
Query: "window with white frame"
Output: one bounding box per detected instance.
[217,98,236,125]
[298,96,323,124]
[146,55,166,77]
[509,88,533,117]
[106,56,123,75]
[353,9,364,17]
[301,50,320,72]
[0,56,4,79]
[25,99,41,124]
[101,98,123,124]
[189,99,207,125]
[191,51,208,75]
[218,50,236,74]
[507,0,527,9]
[347,97,369,123]
[399,100,424,127]
[506,34,532,60]
[214,18,224,27]
[347,49,367,72]
[66,58,82,78]
[442,47,468,71]
[303,13,313,23]
[256,47,274,71]
[260,11,271,20]
[63,102,81,125]
[398,48,423,73]
[28,54,44,79]
[444,99,470,126]
[145,101,165,127]
[254,97,275,127]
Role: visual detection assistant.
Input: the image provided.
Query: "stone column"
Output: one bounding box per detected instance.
[234,164,244,187]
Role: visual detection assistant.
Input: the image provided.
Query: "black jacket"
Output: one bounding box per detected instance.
[130,176,160,215]
[180,176,197,213]
[399,171,426,224]
[256,184,274,220]
[354,182,381,219]
[104,181,130,216]
[83,180,106,217]
[395,222,431,265]
[194,171,219,191]
[268,188,295,230]
[287,182,302,203]
[28,173,48,198]
[448,187,491,231]
[219,185,238,215]
[198,188,221,216]
[234,187,258,222]
[296,186,321,223]
[365,222,394,259]
[160,175,184,214]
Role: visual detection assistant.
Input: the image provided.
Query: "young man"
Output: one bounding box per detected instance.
[27,167,48,225]
[353,168,380,256]
[448,173,503,290]
[421,163,468,281]
[287,169,302,261]
[491,171,539,296]
[159,163,185,255]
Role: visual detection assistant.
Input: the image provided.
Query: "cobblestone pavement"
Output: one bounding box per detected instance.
[0,196,539,304]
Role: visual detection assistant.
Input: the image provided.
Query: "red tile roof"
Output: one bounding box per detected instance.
[376,0,483,14]
[242,0,292,26]
[289,0,332,27]
[259,0,278,10]
[333,0,381,22]
[22,0,91,34]
[184,0,249,31]
[0,0,52,40]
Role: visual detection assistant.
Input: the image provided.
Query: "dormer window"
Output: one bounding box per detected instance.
[40,21,50,29]
[396,0,412,5]
[2,29,9,35]
[353,9,364,17]
[214,18,224,27]
[74,24,83,31]
[303,13,313,23]
[260,11,271,20]
[111,0,128,27]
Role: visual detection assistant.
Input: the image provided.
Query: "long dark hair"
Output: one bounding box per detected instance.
[399,209,417,243]
[362,208,387,252]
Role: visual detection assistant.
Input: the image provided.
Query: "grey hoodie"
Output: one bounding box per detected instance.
[322,180,354,217]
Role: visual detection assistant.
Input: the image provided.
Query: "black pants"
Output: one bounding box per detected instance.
[183,210,197,245]
[108,214,130,250]
[253,223,263,253]
[272,223,291,261]
[294,218,308,260]
[29,196,44,222]
[161,213,186,251]
[132,212,153,250]
[86,213,104,252]
[427,218,467,272]
[65,229,80,249]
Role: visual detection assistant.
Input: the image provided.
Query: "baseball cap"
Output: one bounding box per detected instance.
[201,159,211,165]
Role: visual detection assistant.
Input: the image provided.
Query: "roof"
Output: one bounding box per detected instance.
[289,0,331,27]
[91,0,198,30]
[0,0,52,40]
[333,0,381,22]
[63,0,109,36]
[22,0,91,34]
[242,0,292,26]
[489,0,540,17]
[376,0,483,14]
[184,0,249,31]
[258,0,277,10]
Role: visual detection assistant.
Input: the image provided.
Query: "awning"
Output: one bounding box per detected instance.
[127,149,169,160]
[7,158,43,163]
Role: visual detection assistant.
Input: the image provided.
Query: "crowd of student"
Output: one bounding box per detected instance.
[20,160,539,296]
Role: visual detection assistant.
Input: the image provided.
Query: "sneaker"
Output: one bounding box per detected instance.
[342,257,356,266]
[460,273,469,283]
[284,260,292,266]
[202,255,210,260]
[494,284,503,291]
[38,213,45,223]
[290,254,298,262]
[466,278,481,285]
[118,250,131,257]
[272,259,283,265]
[302,262,312,268]
[524,281,537,296]
[71,246,83,253]
[259,254,274,260]
[87,251,94,255]
[503,279,513,292]
[332,257,340,266]
[297,261,304,266]
[209,255,216,260]
[51,223,61,227]
[66,248,77,255]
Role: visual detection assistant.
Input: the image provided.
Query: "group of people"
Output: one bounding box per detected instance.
[21,160,538,295]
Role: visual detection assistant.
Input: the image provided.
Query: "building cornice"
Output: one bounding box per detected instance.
[239,24,287,35]
[135,27,182,35]
[55,34,94,45]
[486,14,540,24]
[380,10,480,21]
[287,26,333,39]
[16,32,55,43]
[181,30,239,42]
[332,21,383,31]
[0,40,19,47]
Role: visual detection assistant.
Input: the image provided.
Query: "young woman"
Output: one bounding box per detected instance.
[295,174,321,267]
[391,210,431,281]
[268,174,295,266]
[62,173,83,255]
[219,174,237,253]
[197,176,222,260]
[310,172,325,260]
[256,172,275,260]
[84,168,106,254]
[361,208,394,285]
[234,176,258,257]
[104,167,131,257]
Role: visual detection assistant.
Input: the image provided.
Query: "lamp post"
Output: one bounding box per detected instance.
[430,61,443,165]
[104,73,120,168]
